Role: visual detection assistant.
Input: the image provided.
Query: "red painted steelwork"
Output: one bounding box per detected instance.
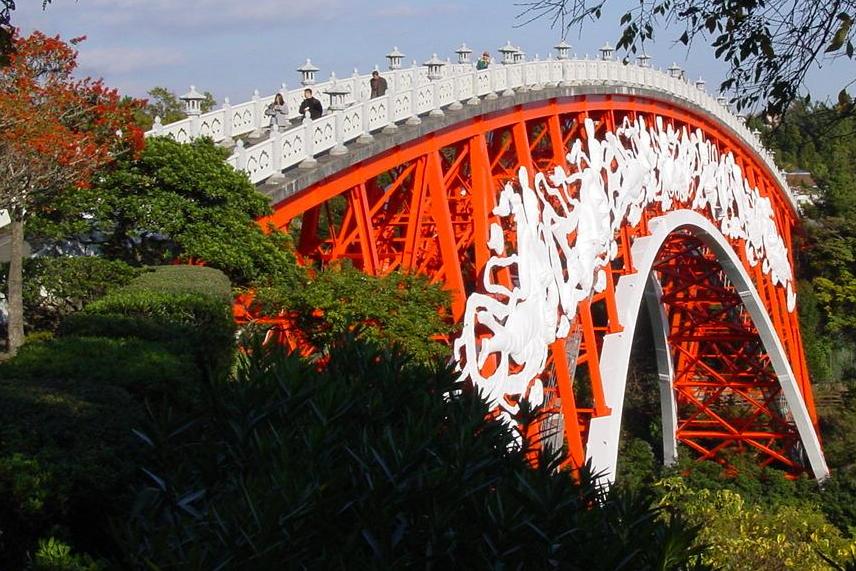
[236,93,818,476]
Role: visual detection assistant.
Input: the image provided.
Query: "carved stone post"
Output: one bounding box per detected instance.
[221,97,233,146]
[269,125,284,179]
[406,60,422,126]
[233,139,247,171]
[250,89,265,138]
[299,112,318,169]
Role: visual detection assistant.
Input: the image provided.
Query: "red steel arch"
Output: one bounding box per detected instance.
[243,93,822,477]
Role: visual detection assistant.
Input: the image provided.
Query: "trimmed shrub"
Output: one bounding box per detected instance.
[0,373,144,569]
[121,264,232,302]
[0,336,200,403]
[0,256,140,333]
[59,265,235,378]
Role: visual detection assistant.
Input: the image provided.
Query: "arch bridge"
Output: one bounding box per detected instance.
[149,42,829,482]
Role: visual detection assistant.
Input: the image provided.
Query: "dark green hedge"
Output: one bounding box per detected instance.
[121,264,232,302]
[59,265,236,377]
[0,264,237,565]
[0,371,145,569]
[0,335,200,403]
[0,256,141,333]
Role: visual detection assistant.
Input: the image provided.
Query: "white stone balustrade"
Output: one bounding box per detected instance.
[145,47,793,208]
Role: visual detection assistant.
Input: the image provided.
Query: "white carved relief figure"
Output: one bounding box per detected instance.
[454,116,798,427]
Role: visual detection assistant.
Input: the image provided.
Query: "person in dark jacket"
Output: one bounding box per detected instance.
[370,70,388,98]
[298,88,323,119]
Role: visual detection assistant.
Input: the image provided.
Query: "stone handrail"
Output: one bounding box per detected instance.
[145,56,793,209]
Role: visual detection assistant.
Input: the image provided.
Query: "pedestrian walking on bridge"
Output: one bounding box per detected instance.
[370,70,388,98]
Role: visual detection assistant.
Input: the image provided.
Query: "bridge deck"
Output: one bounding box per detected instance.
[253,84,797,212]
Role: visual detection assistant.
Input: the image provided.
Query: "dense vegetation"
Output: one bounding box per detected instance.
[5,62,856,567]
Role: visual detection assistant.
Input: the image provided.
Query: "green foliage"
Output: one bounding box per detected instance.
[31,137,302,287]
[521,2,856,118]
[0,335,199,403]
[0,256,140,333]
[819,390,856,472]
[60,266,236,378]
[30,537,104,571]
[617,436,657,489]
[253,265,453,363]
[0,264,238,565]
[0,371,144,569]
[120,264,232,302]
[132,86,217,132]
[120,338,707,569]
[658,476,856,570]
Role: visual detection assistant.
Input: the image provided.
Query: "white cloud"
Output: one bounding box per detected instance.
[78,46,186,75]
[375,3,460,18]
[73,0,342,29]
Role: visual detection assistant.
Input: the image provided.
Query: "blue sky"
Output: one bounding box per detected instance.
[12,0,855,107]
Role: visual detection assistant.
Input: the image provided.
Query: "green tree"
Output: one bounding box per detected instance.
[0,30,142,354]
[31,137,301,287]
[253,264,453,363]
[518,1,856,118]
[134,86,217,131]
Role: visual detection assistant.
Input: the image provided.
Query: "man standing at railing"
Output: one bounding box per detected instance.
[299,88,323,119]
[370,70,388,98]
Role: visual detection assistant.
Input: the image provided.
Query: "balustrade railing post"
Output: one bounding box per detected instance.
[560,58,573,87]
[406,60,422,126]
[424,54,446,117]
[233,139,247,172]
[189,113,201,139]
[269,125,284,179]
[330,113,348,156]
[486,67,498,100]
[221,98,233,146]
[358,93,376,142]
[530,57,543,91]
[251,89,265,138]
[152,116,163,136]
[448,70,463,112]
[299,112,318,169]
[351,69,362,104]
[382,87,399,135]
[501,65,515,98]
[467,69,480,106]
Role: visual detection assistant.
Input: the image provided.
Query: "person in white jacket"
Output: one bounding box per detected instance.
[265,93,290,128]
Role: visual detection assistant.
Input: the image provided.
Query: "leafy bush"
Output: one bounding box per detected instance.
[0,373,144,569]
[59,266,236,378]
[121,264,232,302]
[0,336,199,403]
[0,256,140,333]
[252,266,453,363]
[119,338,706,569]
[658,476,856,570]
[30,537,104,571]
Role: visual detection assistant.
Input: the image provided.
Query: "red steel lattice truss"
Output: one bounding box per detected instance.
[235,94,819,476]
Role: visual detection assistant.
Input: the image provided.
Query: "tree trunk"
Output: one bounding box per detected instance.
[6,208,24,355]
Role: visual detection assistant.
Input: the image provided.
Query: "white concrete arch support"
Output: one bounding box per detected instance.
[644,275,678,468]
[584,211,829,483]
[453,112,827,484]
